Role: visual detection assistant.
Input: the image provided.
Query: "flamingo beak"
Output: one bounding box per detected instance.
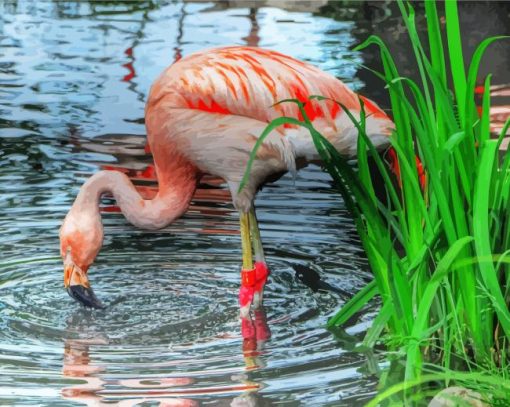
[64,264,104,309]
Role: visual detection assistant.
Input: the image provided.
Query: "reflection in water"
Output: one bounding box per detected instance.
[62,339,198,406]
[62,339,107,405]
[174,2,187,63]
[243,8,260,47]
[241,309,270,371]
[60,312,270,406]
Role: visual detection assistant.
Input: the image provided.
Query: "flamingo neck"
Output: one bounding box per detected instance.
[74,164,198,230]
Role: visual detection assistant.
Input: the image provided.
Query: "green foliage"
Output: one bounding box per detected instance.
[242,0,510,398]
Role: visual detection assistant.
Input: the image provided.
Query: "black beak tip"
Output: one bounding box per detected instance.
[67,285,105,310]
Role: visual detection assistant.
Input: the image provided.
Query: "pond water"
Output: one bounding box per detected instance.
[5,1,501,405]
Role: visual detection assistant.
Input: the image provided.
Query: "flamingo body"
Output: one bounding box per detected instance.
[145,46,392,211]
[60,46,393,311]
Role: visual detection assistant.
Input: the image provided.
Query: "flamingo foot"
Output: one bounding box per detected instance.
[239,262,269,316]
[252,261,269,309]
[239,267,255,318]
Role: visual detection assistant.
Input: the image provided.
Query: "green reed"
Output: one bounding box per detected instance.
[242,0,510,391]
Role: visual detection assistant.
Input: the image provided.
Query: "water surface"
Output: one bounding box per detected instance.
[0,2,382,405]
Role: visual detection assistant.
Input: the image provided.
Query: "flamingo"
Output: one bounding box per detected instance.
[60,46,394,315]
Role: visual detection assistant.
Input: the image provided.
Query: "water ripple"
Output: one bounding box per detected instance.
[0,2,378,405]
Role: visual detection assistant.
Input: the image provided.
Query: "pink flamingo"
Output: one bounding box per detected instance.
[60,46,394,315]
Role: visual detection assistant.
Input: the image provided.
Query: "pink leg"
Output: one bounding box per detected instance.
[239,268,255,317]
[239,261,269,314]
[249,208,269,309]
[252,261,269,309]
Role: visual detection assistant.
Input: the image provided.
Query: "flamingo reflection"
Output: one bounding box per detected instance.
[61,338,107,404]
[61,337,196,406]
[241,308,271,371]
[61,326,269,406]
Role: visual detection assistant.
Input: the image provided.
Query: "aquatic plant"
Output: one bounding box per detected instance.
[243,0,510,400]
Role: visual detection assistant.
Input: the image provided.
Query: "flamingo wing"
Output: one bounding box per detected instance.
[145,46,393,183]
[147,46,368,126]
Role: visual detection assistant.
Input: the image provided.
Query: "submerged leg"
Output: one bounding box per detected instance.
[239,211,255,317]
[249,207,269,309]
[241,307,271,370]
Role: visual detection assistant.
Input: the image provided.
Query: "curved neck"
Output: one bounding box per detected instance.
[74,165,198,230]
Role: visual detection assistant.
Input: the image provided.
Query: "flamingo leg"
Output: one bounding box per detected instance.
[240,211,253,270]
[249,207,265,263]
[239,211,255,317]
[249,207,269,309]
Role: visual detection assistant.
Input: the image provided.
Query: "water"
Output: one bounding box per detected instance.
[0,1,388,405]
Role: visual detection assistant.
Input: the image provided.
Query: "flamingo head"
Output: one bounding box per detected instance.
[59,208,105,309]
